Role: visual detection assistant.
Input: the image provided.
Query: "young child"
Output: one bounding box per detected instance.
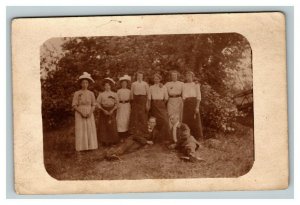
[169,115,203,162]
[105,116,159,160]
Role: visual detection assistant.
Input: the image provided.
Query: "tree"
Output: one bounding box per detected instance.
[41,33,252,132]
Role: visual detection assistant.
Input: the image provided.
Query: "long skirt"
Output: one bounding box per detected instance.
[98,106,120,146]
[129,95,148,135]
[74,105,98,151]
[167,97,183,123]
[116,102,131,132]
[182,97,204,140]
[150,100,171,142]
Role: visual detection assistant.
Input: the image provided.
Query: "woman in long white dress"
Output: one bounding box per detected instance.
[116,75,131,138]
[72,72,98,151]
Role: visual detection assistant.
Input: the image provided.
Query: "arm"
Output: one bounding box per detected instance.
[87,92,96,117]
[110,93,119,114]
[195,84,201,114]
[163,86,168,103]
[96,93,109,114]
[130,83,134,100]
[182,84,186,100]
[72,92,84,117]
[146,84,151,111]
[133,134,148,145]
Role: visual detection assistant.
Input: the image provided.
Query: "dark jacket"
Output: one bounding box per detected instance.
[133,127,160,145]
[176,123,201,150]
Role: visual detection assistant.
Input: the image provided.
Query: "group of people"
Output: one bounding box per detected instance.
[72,70,204,161]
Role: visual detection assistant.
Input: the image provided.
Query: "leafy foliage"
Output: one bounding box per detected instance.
[41,33,252,131]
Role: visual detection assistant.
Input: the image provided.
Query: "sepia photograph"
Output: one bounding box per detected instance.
[41,33,254,180]
[12,13,288,193]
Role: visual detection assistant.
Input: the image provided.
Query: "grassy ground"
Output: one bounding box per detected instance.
[44,118,254,180]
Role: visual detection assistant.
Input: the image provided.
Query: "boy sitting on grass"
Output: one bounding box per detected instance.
[169,114,203,162]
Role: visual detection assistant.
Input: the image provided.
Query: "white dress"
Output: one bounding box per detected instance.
[116,88,131,132]
[72,90,98,151]
[165,81,184,122]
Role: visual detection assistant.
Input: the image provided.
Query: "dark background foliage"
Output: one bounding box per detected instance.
[41,33,253,132]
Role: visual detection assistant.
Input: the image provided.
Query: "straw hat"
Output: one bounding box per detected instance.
[103,77,116,85]
[119,74,131,82]
[78,72,95,83]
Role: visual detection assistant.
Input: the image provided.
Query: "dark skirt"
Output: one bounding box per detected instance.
[98,106,120,146]
[129,95,148,135]
[182,97,204,140]
[150,100,171,142]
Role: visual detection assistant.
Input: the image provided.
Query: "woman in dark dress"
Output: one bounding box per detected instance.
[129,71,150,135]
[182,71,204,141]
[148,73,171,142]
[97,77,120,146]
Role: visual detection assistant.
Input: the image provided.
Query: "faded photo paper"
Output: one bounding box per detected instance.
[12,13,288,194]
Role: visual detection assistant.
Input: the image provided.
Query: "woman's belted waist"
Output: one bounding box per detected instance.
[101,104,115,108]
[119,100,130,104]
[169,94,182,98]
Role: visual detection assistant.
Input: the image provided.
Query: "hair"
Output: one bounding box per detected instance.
[186,70,195,78]
[180,124,191,132]
[118,79,130,89]
[153,73,162,81]
[78,78,91,89]
[136,70,144,76]
[78,78,91,84]
[102,80,115,91]
[148,116,157,122]
[170,70,179,77]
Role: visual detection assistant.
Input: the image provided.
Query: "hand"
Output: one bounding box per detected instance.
[86,113,91,118]
[81,113,87,118]
[146,104,150,112]
[146,141,154,145]
[168,144,176,149]
[195,107,199,114]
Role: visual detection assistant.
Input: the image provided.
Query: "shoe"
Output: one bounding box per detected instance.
[106,154,121,161]
[180,156,190,161]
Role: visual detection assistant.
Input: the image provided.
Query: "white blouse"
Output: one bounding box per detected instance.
[131,81,149,96]
[117,88,131,101]
[182,82,201,101]
[97,91,119,107]
[148,84,168,100]
[165,81,184,96]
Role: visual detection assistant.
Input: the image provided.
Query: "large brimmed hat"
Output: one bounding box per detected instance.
[103,77,116,85]
[78,72,95,83]
[119,74,131,82]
